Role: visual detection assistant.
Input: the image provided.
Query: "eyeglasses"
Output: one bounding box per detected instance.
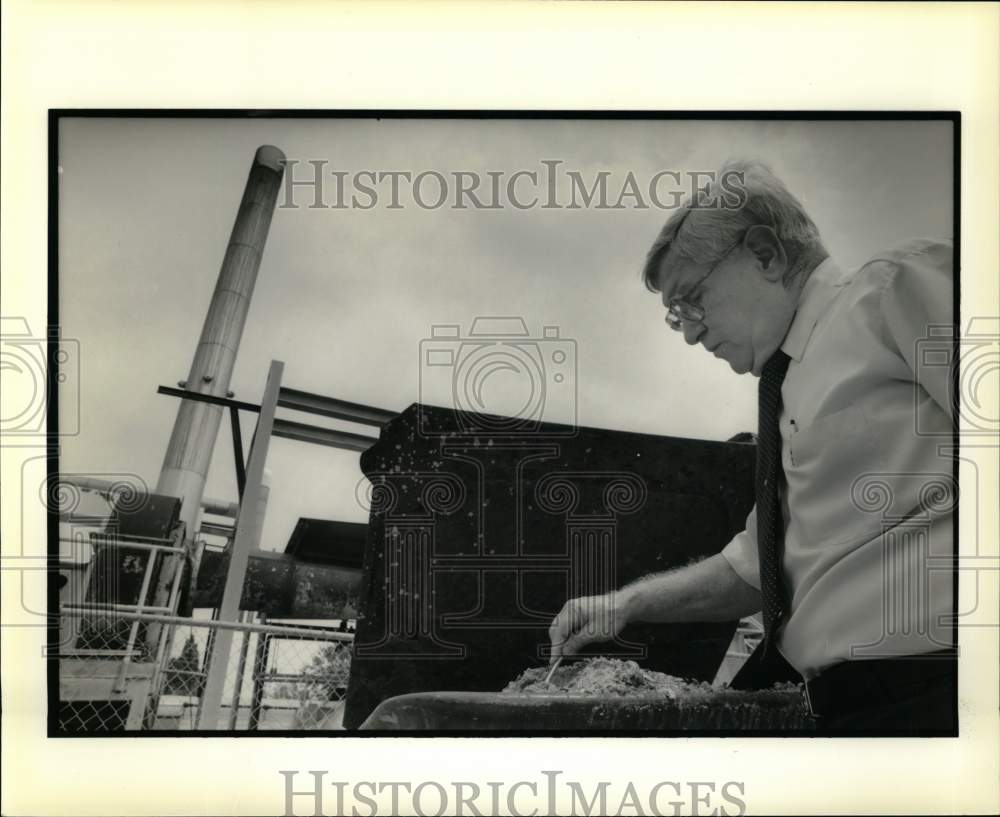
[664,239,742,331]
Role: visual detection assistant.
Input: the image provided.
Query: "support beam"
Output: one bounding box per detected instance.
[229,405,246,502]
[156,385,262,414]
[197,360,283,729]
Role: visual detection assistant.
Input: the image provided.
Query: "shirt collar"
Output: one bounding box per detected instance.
[781,255,848,362]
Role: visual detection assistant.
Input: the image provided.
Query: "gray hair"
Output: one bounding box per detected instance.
[641,159,825,292]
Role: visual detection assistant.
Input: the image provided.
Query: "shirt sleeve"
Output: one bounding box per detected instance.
[878,239,955,419]
[720,503,761,590]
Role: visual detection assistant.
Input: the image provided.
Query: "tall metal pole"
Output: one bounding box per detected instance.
[151,145,285,611]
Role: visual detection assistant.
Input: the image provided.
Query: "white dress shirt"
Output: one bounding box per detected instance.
[721,238,955,680]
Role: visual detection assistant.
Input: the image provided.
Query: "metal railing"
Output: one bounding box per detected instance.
[57,608,354,732]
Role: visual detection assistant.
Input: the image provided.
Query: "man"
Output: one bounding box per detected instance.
[548,160,956,733]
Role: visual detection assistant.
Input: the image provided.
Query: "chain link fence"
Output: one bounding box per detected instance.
[57,608,354,732]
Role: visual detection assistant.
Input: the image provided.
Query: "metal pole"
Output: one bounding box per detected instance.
[248,631,272,732]
[143,610,180,730]
[111,547,158,693]
[230,406,247,502]
[253,468,271,550]
[153,146,285,608]
[143,521,187,652]
[228,611,253,729]
[197,360,283,729]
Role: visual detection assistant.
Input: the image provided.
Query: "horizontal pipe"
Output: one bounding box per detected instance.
[277,388,396,427]
[193,548,361,618]
[272,418,378,452]
[59,513,110,525]
[256,673,348,684]
[89,531,183,546]
[199,521,235,538]
[59,537,185,554]
[59,607,355,642]
[63,602,175,613]
[201,498,240,518]
[60,476,238,518]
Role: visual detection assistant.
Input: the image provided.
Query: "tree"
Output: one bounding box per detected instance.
[300,642,352,701]
[162,633,204,696]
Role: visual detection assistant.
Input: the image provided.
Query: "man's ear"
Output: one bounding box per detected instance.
[744,225,787,283]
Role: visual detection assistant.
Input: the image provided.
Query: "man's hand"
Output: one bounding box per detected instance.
[547,555,765,664]
[548,591,633,662]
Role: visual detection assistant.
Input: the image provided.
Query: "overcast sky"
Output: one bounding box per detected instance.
[57,117,953,551]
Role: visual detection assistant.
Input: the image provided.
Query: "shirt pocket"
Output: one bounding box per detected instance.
[786,404,887,549]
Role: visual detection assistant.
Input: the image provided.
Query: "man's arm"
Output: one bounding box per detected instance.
[549,553,761,660]
[877,239,954,418]
[622,553,763,623]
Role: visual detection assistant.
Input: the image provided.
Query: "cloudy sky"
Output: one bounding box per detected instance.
[57,117,953,551]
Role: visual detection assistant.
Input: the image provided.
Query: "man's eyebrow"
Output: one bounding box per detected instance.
[662,262,696,303]
[675,278,703,302]
[655,251,683,300]
[652,207,692,294]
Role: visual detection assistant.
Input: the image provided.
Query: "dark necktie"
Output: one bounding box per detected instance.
[757,349,791,649]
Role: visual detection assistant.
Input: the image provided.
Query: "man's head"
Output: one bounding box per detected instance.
[642,160,827,376]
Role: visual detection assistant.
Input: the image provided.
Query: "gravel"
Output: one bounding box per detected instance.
[501,657,716,698]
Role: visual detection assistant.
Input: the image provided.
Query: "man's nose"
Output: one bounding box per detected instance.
[681,320,704,346]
